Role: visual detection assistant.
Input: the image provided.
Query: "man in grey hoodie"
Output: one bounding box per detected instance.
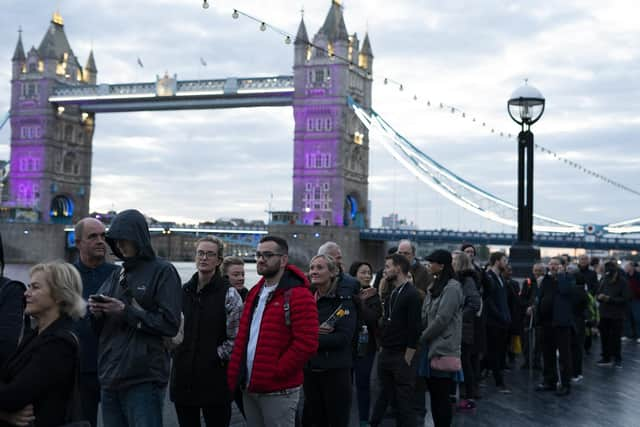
[89,209,182,427]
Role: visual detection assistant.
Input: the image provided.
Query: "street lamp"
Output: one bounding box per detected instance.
[507,81,545,277]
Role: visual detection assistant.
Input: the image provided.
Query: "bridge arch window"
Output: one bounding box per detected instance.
[49,195,74,223]
[63,152,78,174]
[64,125,74,142]
[21,82,38,98]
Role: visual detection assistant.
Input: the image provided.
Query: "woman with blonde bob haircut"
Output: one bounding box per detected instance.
[0,261,85,427]
[302,254,356,427]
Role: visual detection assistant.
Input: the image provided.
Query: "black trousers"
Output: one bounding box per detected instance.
[302,368,352,427]
[541,326,573,388]
[486,326,508,386]
[427,376,453,427]
[79,373,100,427]
[571,321,586,376]
[600,317,623,362]
[370,349,417,427]
[461,343,475,398]
[174,403,231,427]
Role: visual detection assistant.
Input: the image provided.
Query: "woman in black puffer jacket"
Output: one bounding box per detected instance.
[303,255,357,427]
[452,251,482,408]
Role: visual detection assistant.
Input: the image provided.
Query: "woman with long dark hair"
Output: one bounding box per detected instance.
[349,261,382,426]
[419,250,463,427]
[452,251,481,410]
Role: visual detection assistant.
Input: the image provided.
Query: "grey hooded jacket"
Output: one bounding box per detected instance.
[93,209,182,390]
[420,278,463,360]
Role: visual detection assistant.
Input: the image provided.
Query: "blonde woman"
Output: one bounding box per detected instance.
[0,261,85,427]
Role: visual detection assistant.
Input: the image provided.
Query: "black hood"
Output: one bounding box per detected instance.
[105,209,155,262]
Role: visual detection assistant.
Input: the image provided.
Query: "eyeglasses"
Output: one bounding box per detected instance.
[196,250,218,259]
[255,251,284,260]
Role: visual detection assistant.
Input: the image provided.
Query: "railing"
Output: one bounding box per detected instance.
[50,76,294,100]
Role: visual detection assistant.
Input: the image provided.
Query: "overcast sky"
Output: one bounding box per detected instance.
[1,0,638,230]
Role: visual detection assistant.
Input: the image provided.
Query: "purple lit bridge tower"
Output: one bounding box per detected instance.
[292,3,373,227]
[4,4,373,228]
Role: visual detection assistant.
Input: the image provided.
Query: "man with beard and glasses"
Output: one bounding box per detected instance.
[227,236,318,427]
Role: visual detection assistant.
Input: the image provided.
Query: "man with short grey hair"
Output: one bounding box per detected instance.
[317,241,358,295]
[397,239,431,298]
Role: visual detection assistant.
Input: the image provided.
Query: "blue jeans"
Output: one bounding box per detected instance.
[626,300,640,338]
[101,383,166,427]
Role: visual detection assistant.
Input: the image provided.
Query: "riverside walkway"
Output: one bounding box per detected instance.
[219,339,640,427]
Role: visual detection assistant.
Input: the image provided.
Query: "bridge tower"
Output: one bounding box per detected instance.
[6,12,96,224]
[292,1,373,227]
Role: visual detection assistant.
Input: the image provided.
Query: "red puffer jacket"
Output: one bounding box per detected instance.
[227,265,318,393]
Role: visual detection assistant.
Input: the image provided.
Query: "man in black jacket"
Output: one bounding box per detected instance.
[536,258,574,396]
[72,217,118,427]
[577,255,599,295]
[89,209,182,427]
[485,252,512,393]
[597,261,631,368]
[370,254,421,427]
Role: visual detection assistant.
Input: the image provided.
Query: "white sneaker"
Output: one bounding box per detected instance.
[637,338,640,344]
[571,375,584,383]
[621,336,629,341]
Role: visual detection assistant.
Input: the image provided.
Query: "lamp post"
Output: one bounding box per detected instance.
[507,81,544,277]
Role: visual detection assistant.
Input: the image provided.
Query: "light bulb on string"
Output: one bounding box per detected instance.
[399,84,404,91]
[383,78,388,85]
[285,35,291,44]
[202,0,209,9]
[232,9,239,19]
[413,95,418,101]
[260,22,267,31]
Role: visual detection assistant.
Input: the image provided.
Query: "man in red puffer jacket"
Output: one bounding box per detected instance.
[228,235,318,427]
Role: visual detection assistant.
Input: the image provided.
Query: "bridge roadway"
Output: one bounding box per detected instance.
[144,226,640,251]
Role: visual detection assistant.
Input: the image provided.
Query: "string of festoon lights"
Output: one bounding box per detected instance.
[204,2,640,198]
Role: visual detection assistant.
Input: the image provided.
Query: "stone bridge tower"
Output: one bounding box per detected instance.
[6,12,96,224]
[292,1,373,227]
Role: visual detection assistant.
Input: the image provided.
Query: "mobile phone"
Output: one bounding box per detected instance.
[89,294,110,303]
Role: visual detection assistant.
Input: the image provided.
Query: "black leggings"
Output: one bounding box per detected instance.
[302,368,352,427]
[461,343,475,398]
[174,403,231,427]
[427,376,453,427]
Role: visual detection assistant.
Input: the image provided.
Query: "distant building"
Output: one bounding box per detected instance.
[381,213,415,229]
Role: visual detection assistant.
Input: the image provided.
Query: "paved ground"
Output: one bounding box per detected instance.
[99,337,640,426]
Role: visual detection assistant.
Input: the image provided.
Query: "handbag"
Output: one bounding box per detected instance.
[430,356,462,372]
[58,332,91,427]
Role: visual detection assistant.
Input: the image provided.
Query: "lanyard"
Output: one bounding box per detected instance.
[387,282,408,321]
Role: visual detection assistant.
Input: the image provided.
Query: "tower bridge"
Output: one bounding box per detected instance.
[1,3,638,264]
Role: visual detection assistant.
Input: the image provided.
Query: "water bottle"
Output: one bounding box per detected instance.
[357,325,369,357]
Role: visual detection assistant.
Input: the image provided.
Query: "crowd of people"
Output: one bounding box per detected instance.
[0,208,638,427]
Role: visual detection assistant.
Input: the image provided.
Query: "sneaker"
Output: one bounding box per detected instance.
[457,399,477,411]
[597,359,613,367]
[637,338,640,344]
[536,383,556,392]
[498,385,512,394]
[621,336,629,341]
[614,361,622,368]
[555,386,571,397]
[571,375,584,383]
